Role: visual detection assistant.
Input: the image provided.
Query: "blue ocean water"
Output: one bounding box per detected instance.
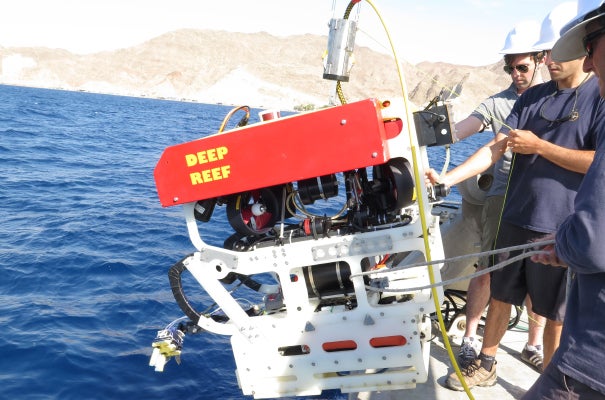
[0,84,478,400]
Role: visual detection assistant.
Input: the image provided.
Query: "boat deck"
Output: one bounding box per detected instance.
[350,309,540,400]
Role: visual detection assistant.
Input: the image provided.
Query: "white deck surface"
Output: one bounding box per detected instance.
[349,309,540,400]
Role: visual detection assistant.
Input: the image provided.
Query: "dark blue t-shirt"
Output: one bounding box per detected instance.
[499,76,603,233]
[554,99,605,394]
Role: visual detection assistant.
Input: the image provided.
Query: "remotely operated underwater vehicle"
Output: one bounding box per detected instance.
[148,1,499,398]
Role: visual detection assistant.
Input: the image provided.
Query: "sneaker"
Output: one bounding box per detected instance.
[521,344,544,373]
[458,337,481,368]
[445,359,497,391]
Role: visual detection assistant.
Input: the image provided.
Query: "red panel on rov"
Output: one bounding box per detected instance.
[154,98,402,207]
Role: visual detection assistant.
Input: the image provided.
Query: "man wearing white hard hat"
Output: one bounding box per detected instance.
[526,0,605,398]
[448,19,546,373]
[427,1,604,391]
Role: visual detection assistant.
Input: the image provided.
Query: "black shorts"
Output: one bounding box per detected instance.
[490,221,567,321]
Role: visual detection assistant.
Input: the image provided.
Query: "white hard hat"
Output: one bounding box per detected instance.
[499,20,542,54]
[533,2,578,50]
[552,0,605,61]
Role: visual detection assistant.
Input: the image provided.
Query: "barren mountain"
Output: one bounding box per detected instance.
[0,29,513,119]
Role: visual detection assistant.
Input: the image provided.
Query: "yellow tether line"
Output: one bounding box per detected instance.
[362,1,474,398]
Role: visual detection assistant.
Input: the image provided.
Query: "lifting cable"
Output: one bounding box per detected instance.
[350,239,556,292]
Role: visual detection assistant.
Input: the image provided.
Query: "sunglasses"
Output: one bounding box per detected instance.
[503,64,530,74]
[583,26,605,57]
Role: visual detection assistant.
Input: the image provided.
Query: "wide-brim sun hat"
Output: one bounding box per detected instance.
[552,0,605,61]
[533,2,578,51]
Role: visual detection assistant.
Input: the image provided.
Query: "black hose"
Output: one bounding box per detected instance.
[168,254,201,322]
[168,255,265,324]
[343,0,357,19]
[235,273,263,292]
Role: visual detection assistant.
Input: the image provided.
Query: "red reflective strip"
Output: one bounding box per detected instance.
[369,335,407,348]
[322,340,357,352]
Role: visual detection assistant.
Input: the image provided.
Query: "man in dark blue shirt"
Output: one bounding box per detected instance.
[523,2,605,398]
[426,5,605,390]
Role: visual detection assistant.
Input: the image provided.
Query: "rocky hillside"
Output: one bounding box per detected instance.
[0,29,513,118]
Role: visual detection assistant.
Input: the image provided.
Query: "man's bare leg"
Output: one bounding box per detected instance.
[543,319,563,367]
[525,296,546,348]
[481,298,513,358]
[463,273,491,337]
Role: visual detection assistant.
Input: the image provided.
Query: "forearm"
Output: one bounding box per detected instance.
[536,141,594,173]
[454,116,484,141]
[441,145,496,187]
[556,210,605,273]
[555,152,605,273]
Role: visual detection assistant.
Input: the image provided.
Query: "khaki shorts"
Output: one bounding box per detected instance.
[477,195,505,269]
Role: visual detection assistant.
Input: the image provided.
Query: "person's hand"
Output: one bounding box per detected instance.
[531,244,566,266]
[425,168,441,186]
[531,233,567,267]
[508,129,543,155]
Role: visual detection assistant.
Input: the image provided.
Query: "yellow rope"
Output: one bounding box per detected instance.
[362,1,475,398]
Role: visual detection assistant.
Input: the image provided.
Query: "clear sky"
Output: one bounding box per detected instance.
[0,0,569,66]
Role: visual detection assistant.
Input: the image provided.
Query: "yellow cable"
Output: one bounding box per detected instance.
[363,1,475,398]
